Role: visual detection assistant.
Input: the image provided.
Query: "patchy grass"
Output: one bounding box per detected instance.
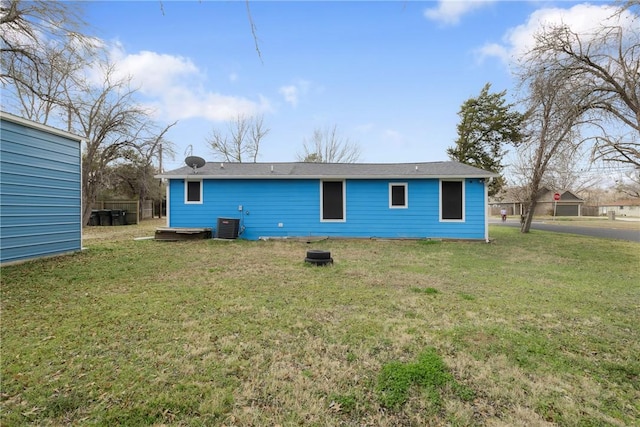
[1,223,639,426]
[376,348,473,411]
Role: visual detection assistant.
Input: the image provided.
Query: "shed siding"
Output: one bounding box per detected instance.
[168,177,487,240]
[0,118,82,264]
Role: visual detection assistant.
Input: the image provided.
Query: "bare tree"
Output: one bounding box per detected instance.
[1,0,94,102]
[515,66,589,232]
[105,122,176,213]
[206,115,269,163]
[5,33,98,127]
[615,167,640,198]
[541,145,601,195]
[526,7,639,166]
[65,61,175,225]
[297,125,361,163]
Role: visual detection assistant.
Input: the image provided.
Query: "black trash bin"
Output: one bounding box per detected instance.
[110,209,124,226]
[89,210,100,226]
[98,209,112,226]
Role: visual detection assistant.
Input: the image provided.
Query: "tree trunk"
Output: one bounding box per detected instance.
[521,172,544,233]
[521,199,538,233]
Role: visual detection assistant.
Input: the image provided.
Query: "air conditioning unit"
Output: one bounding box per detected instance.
[216,218,240,239]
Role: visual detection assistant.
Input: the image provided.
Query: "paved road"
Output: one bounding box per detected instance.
[491,219,640,243]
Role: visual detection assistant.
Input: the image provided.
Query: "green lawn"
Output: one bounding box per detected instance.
[1,224,639,426]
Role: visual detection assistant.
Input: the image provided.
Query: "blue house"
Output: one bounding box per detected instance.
[157,161,497,242]
[0,112,84,265]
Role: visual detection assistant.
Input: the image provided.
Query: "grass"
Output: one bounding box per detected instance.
[1,220,639,426]
[376,348,473,411]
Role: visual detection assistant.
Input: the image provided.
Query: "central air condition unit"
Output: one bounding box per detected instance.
[216,218,240,239]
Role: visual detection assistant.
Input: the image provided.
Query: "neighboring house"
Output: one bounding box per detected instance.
[491,187,585,216]
[1,112,84,265]
[599,200,640,218]
[156,161,497,241]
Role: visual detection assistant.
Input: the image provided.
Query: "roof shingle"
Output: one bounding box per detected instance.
[156,161,497,179]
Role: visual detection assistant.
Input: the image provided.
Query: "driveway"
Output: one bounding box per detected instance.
[491,218,640,243]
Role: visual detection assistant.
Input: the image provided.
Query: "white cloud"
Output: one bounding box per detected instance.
[475,42,509,64]
[424,0,496,26]
[113,50,201,95]
[279,79,311,107]
[96,42,271,121]
[477,3,635,65]
[279,85,299,107]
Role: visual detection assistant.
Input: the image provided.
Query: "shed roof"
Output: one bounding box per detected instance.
[600,200,640,207]
[1,111,85,143]
[156,161,497,180]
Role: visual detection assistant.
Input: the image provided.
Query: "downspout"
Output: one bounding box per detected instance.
[165,181,170,227]
[485,177,493,243]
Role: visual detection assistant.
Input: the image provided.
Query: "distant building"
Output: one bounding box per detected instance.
[599,200,640,218]
[490,187,585,216]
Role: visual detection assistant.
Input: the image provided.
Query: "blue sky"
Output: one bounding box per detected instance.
[80,1,623,171]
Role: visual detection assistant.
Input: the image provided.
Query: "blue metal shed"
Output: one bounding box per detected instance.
[1,112,84,265]
[156,161,497,242]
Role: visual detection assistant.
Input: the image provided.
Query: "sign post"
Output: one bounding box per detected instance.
[553,192,560,220]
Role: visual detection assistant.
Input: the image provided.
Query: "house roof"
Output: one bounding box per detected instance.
[600,200,640,207]
[156,161,498,180]
[491,186,584,203]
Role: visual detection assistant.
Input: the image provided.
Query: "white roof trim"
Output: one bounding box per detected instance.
[1,111,85,143]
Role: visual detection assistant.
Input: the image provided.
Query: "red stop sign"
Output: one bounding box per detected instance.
[554,193,560,201]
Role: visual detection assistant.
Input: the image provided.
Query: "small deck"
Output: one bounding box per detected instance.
[154,227,212,241]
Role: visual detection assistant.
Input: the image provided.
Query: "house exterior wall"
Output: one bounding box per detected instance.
[0,116,82,265]
[599,205,640,217]
[167,177,488,240]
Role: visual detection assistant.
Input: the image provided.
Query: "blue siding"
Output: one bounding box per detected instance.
[168,177,487,240]
[1,117,82,264]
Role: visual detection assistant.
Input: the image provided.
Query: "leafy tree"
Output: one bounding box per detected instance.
[206,115,269,163]
[447,83,524,196]
[297,125,361,163]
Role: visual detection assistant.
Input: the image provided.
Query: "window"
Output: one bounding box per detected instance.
[321,180,345,221]
[389,183,407,208]
[185,180,202,204]
[440,180,464,221]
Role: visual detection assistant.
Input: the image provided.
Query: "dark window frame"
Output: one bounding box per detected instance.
[321,180,345,221]
[440,179,464,221]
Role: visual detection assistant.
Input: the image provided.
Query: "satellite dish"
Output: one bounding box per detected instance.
[185,156,206,174]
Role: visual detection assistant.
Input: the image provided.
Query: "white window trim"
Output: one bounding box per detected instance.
[389,182,408,209]
[185,179,203,204]
[439,179,465,222]
[320,180,346,222]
